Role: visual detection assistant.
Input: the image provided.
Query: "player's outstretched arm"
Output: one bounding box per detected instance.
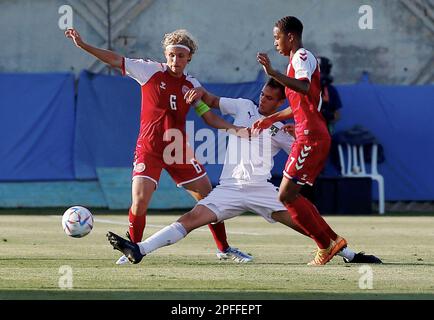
[184,87,220,109]
[201,109,237,130]
[65,28,123,70]
[187,90,250,138]
[257,52,310,94]
[201,110,250,139]
[252,107,293,131]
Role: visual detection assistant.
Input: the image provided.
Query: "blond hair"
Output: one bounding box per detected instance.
[162,29,198,55]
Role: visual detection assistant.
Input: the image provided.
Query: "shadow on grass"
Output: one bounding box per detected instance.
[0,289,433,300]
[2,257,433,267]
[382,262,434,267]
[2,257,434,267]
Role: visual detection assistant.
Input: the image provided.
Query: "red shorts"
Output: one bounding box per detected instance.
[132,149,206,188]
[283,136,331,186]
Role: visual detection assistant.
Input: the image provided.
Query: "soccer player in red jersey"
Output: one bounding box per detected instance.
[253,16,347,265]
[65,28,252,264]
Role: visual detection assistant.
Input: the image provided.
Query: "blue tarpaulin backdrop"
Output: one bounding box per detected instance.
[335,83,434,200]
[0,73,75,181]
[0,71,433,200]
[74,71,141,179]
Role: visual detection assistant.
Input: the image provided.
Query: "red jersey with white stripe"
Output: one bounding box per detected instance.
[122,57,201,158]
[286,48,329,139]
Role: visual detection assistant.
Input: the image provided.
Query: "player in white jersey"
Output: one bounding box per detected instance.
[107,79,382,265]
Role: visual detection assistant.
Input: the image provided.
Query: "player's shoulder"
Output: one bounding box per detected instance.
[293,48,316,63]
[219,97,257,118]
[123,57,166,84]
[125,57,166,72]
[220,97,256,108]
[184,73,201,88]
[235,98,257,108]
[127,57,164,66]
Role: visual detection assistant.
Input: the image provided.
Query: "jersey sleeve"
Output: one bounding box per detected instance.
[219,98,252,116]
[292,50,317,82]
[186,74,201,88]
[121,57,163,86]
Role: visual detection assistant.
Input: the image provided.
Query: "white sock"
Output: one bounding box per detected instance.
[137,222,187,255]
[337,247,356,261]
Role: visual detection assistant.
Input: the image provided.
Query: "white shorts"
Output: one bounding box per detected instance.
[197,183,287,223]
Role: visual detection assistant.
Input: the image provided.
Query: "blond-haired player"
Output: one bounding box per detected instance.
[65,28,252,264]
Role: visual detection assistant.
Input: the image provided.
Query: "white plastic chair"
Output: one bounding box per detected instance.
[337,143,385,214]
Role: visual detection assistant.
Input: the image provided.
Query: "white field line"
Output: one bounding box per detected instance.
[52,216,263,236]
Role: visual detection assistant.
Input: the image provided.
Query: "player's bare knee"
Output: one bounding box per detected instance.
[278,192,292,205]
[177,210,196,233]
[271,211,283,223]
[131,197,148,216]
[278,192,286,204]
[178,210,194,222]
[196,184,212,199]
[278,186,299,204]
[183,176,212,199]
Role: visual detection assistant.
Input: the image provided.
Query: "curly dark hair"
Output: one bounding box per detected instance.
[275,16,303,37]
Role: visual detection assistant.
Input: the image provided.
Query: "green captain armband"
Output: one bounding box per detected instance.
[195,101,211,117]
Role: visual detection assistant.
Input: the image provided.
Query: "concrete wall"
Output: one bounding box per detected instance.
[0,0,433,84]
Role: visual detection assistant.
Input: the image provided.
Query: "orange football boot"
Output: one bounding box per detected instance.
[307,236,348,266]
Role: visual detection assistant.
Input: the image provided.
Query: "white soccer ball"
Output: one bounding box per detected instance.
[62,206,94,238]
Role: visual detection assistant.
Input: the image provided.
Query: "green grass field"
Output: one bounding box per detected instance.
[0,210,433,300]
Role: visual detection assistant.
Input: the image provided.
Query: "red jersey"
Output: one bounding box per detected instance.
[122,57,201,159]
[286,48,329,140]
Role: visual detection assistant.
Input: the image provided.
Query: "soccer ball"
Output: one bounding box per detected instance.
[62,206,94,238]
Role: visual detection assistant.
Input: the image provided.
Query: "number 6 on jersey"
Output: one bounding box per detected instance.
[169,94,177,110]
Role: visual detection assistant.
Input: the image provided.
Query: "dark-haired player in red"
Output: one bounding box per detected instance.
[253,16,347,265]
[65,28,252,264]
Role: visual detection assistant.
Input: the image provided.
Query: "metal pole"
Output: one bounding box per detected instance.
[107,0,112,74]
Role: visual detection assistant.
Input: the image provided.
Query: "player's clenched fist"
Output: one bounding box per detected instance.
[281,123,295,138]
[184,87,205,104]
[252,117,274,131]
[65,28,84,48]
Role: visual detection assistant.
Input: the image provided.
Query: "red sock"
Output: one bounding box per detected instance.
[208,222,229,252]
[308,201,338,241]
[128,208,146,243]
[284,195,331,249]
